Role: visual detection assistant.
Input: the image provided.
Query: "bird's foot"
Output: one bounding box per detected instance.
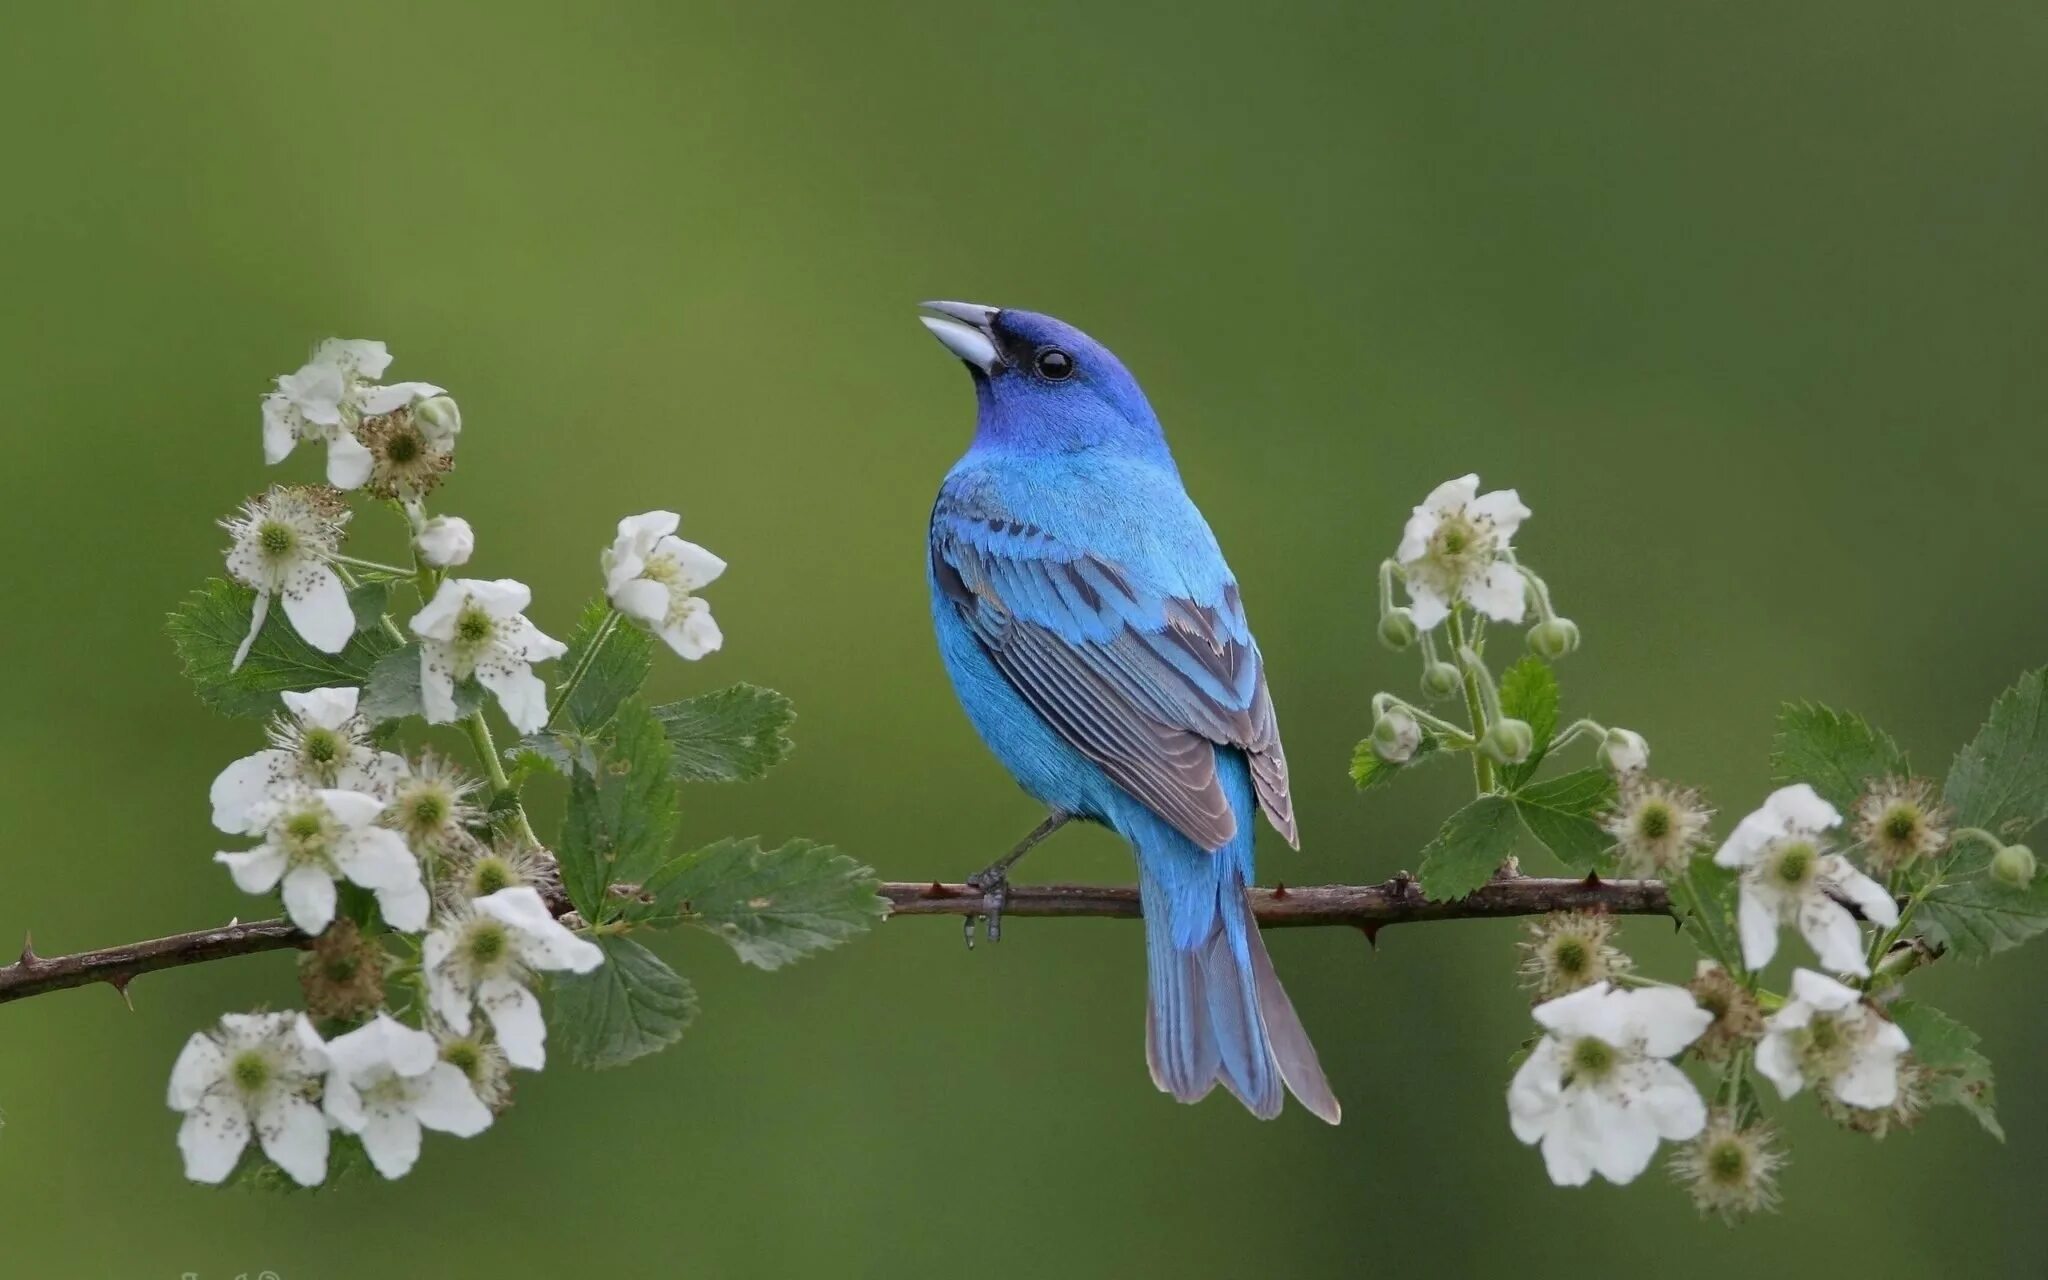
[962,862,1015,949]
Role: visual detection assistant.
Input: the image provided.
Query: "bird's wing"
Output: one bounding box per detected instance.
[931,507,1297,851]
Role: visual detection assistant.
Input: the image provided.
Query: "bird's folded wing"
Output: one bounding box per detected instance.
[931,511,1297,851]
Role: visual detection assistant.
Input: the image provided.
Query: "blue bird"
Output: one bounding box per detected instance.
[919,301,1340,1124]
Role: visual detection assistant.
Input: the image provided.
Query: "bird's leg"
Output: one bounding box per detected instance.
[964,810,1071,948]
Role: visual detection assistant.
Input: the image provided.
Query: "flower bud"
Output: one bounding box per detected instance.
[1377,607,1419,651]
[1420,662,1463,700]
[1992,843,2036,888]
[1598,727,1650,775]
[1480,718,1535,765]
[1371,708,1422,763]
[1525,617,1580,659]
[414,514,475,568]
[415,394,462,443]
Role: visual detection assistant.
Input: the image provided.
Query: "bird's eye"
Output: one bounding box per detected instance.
[1033,347,1075,381]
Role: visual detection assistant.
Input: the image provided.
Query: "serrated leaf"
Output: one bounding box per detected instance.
[558,601,656,733]
[168,579,399,719]
[1890,1001,2002,1140]
[347,581,391,634]
[650,684,797,783]
[1678,859,1744,972]
[1496,657,1559,789]
[549,936,698,1069]
[1914,872,2048,959]
[1417,795,1521,901]
[558,700,679,920]
[1513,768,1617,872]
[1943,668,2048,845]
[1770,701,1909,814]
[357,643,485,724]
[635,837,885,969]
[1349,733,1443,792]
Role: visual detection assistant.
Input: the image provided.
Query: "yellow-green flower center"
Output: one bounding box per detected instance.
[1636,801,1673,841]
[1882,805,1920,845]
[443,1041,481,1076]
[1772,840,1817,888]
[300,727,341,768]
[1566,1036,1616,1083]
[1549,936,1589,976]
[257,520,296,558]
[470,856,514,896]
[229,1048,271,1094]
[466,920,509,967]
[1705,1136,1748,1184]
[455,605,494,647]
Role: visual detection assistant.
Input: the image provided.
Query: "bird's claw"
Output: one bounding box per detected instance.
[962,867,1012,949]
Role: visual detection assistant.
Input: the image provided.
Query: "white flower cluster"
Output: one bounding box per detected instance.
[174,685,603,1185]
[1370,474,1925,1216]
[174,336,737,1187]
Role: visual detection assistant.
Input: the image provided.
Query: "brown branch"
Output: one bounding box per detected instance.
[0,873,1672,1008]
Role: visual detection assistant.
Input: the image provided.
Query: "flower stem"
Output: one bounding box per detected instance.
[1447,609,1493,794]
[1676,866,1740,976]
[545,607,620,729]
[331,553,416,577]
[464,710,538,845]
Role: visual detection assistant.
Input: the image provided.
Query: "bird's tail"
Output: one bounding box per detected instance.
[1138,832,1340,1125]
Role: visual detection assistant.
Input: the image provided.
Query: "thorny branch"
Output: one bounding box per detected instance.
[0,874,1677,1007]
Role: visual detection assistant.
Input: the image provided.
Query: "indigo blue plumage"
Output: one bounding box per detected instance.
[919,301,1340,1124]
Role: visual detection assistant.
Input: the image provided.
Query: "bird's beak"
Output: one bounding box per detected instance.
[918,300,1001,374]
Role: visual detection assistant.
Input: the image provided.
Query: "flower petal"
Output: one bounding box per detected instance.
[615,510,681,547]
[1404,583,1450,631]
[1754,1029,1805,1098]
[216,845,287,894]
[478,977,547,1070]
[1637,1060,1708,1140]
[1468,487,1531,541]
[1787,967,1861,1012]
[475,659,550,735]
[1462,561,1526,623]
[1735,885,1780,971]
[611,577,670,627]
[1763,782,1840,833]
[209,751,289,834]
[1832,1032,1907,1110]
[280,864,339,934]
[1620,986,1712,1058]
[478,887,604,973]
[422,929,471,1033]
[281,563,355,654]
[660,599,723,661]
[413,1062,493,1137]
[1421,474,1480,515]
[656,536,727,589]
[168,1033,226,1110]
[409,580,468,641]
[356,380,444,415]
[374,877,432,933]
[177,1090,251,1184]
[1795,895,1870,977]
[317,788,386,829]
[256,1091,330,1186]
[261,395,299,464]
[359,1106,424,1179]
[324,431,374,490]
[332,825,422,890]
[1827,859,1901,928]
[281,686,359,729]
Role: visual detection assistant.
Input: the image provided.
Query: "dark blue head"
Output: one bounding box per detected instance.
[919,302,1173,464]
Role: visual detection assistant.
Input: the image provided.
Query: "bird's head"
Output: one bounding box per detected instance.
[918,301,1171,462]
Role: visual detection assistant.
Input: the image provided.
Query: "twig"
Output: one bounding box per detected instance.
[0,874,1672,1008]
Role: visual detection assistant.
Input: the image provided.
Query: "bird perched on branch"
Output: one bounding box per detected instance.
[919,301,1339,1124]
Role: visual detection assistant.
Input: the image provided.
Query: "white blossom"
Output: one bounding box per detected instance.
[215,787,429,934]
[323,1013,492,1179]
[1713,783,1898,976]
[603,510,726,660]
[168,1011,329,1186]
[414,514,475,568]
[209,687,406,833]
[1598,727,1650,775]
[409,578,566,734]
[1755,968,1911,1109]
[220,486,353,670]
[259,339,394,488]
[1394,474,1531,630]
[1508,982,1711,1186]
[423,887,604,1070]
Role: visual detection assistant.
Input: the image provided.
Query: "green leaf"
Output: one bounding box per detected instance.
[635,837,886,969]
[650,684,797,783]
[1770,701,1909,814]
[1417,795,1522,901]
[347,581,391,634]
[1890,1001,2002,1140]
[1349,733,1442,792]
[357,643,485,724]
[168,579,399,719]
[1678,859,1744,972]
[1914,870,2048,959]
[1513,768,1617,872]
[557,700,679,920]
[549,936,698,1069]
[1944,668,2048,845]
[558,602,656,733]
[1496,657,1559,789]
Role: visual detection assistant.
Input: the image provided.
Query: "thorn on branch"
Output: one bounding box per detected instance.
[18,933,38,967]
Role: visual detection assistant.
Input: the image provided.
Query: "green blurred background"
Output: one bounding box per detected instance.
[2,2,2044,1275]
